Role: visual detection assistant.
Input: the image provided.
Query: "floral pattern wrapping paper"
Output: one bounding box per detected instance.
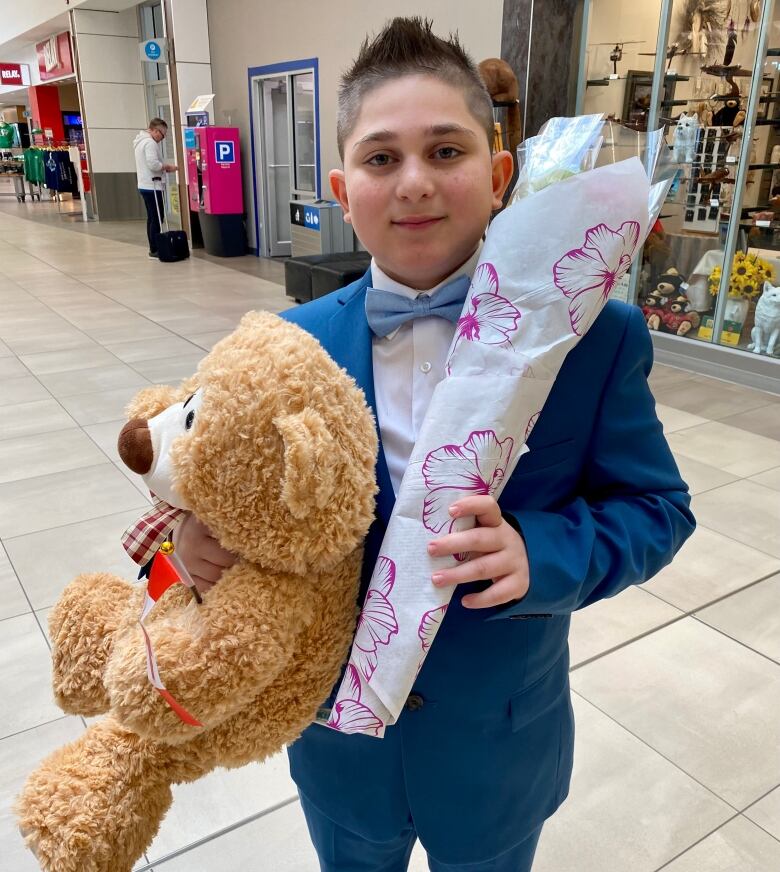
[328,157,653,737]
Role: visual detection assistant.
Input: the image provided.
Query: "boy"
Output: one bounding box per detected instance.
[124,18,694,871]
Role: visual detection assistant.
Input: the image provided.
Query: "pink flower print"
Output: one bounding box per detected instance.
[327,664,383,736]
[525,412,540,441]
[553,221,641,335]
[446,263,522,374]
[418,605,448,651]
[422,430,515,537]
[353,557,399,682]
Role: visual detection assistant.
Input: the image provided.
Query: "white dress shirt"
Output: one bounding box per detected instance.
[371,248,481,495]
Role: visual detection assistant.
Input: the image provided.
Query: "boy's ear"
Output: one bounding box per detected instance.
[329,169,351,223]
[491,149,515,209]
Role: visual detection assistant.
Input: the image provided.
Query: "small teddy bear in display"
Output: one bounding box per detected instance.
[654,268,685,300]
[663,294,701,336]
[642,290,669,331]
[15,311,379,872]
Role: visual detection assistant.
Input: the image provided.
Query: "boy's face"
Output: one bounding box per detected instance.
[330,74,513,290]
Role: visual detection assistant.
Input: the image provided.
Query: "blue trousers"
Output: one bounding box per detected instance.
[299,791,542,872]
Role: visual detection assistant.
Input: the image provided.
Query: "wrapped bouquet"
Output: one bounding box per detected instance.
[327,115,676,737]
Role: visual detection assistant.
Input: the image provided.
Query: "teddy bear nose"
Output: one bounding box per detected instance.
[117,419,154,475]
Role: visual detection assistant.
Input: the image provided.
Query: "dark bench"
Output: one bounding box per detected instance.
[285,252,371,303]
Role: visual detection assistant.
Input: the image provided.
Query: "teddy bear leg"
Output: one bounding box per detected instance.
[49,573,139,716]
[16,717,175,872]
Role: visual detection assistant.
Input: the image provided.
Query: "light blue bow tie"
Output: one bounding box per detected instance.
[365,274,471,338]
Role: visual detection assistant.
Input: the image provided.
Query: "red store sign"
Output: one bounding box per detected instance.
[0,62,31,86]
[35,32,74,81]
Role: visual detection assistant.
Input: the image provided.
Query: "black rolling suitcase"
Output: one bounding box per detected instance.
[152,176,189,262]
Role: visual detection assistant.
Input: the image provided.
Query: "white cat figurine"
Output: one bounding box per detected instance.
[673,113,700,164]
[749,282,780,356]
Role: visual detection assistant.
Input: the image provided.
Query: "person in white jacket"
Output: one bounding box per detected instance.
[134,118,177,258]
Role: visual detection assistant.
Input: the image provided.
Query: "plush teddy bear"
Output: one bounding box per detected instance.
[478,58,522,156]
[641,289,669,331]
[663,293,701,337]
[15,311,378,872]
[654,267,685,300]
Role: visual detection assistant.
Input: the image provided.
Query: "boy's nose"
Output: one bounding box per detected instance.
[395,159,435,200]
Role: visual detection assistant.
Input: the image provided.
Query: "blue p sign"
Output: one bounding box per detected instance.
[214,140,235,164]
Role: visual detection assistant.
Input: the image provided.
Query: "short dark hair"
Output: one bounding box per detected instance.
[148,117,168,131]
[337,17,494,160]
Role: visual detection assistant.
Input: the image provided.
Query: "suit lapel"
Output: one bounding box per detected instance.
[327,271,395,523]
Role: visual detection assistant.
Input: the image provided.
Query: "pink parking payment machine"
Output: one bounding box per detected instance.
[185,126,245,256]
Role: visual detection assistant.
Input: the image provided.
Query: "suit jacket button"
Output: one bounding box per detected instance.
[405,693,425,711]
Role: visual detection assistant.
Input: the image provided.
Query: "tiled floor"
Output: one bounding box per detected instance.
[0,208,779,871]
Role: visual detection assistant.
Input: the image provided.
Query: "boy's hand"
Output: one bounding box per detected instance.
[427,496,529,609]
[174,512,237,594]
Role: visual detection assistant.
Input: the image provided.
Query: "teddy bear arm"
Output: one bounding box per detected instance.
[105,568,310,741]
[49,573,141,717]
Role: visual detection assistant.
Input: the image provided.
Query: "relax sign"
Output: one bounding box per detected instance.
[0,63,30,86]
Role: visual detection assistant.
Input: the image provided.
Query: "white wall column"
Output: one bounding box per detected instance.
[70,7,147,220]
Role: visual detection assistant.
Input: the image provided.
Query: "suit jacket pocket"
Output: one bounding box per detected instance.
[513,438,575,476]
[509,652,569,733]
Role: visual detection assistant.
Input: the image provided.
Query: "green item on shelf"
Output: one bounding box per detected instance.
[23,148,46,184]
[0,122,15,148]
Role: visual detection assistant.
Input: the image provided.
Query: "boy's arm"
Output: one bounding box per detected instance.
[497,305,695,618]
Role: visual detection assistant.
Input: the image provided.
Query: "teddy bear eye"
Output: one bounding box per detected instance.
[185,410,196,431]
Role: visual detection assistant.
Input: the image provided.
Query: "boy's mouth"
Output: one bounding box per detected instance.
[392,215,444,230]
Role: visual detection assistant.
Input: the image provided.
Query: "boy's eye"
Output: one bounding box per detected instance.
[366,153,394,167]
[434,146,461,160]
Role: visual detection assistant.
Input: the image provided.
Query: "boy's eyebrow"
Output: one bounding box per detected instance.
[352,123,478,151]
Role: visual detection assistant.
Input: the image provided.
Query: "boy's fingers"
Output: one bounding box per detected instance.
[191,574,216,595]
[202,537,238,568]
[461,576,521,610]
[449,495,502,527]
[190,558,227,585]
[428,526,504,558]
[432,553,511,588]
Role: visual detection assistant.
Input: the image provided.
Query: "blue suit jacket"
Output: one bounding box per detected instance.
[282,271,695,864]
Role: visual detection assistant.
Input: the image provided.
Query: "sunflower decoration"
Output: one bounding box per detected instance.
[708,252,775,300]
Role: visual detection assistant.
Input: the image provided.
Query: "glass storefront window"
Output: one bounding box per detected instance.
[579,0,780,362]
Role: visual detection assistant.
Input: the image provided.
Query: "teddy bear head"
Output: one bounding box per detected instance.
[655,268,684,297]
[118,312,378,575]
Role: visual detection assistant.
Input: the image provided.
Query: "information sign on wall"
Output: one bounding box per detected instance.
[140,39,168,64]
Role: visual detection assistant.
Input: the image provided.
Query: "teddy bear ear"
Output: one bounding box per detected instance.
[274,408,337,519]
[124,376,199,421]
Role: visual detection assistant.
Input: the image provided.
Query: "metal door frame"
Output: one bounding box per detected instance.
[248,58,321,257]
